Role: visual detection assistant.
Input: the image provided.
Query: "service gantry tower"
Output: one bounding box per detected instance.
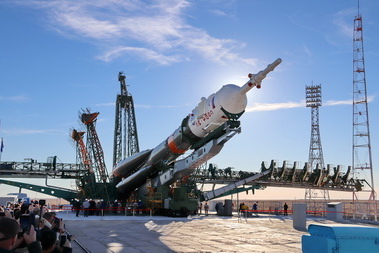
[305,84,328,200]
[70,128,97,199]
[113,72,140,167]
[69,110,111,199]
[71,129,92,174]
[352,5,377,220]
[81,110,109,184]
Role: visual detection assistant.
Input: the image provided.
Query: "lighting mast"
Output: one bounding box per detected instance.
[305,84,328,200]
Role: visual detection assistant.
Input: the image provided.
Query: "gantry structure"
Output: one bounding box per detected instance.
[74,109,112,200]
[113,72,140,167]
[81,110,109,184]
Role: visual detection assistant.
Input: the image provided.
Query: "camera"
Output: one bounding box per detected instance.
[60,235,67,247]
[19,215,31,232]
[39,199,46,206]
[60,234,72,247]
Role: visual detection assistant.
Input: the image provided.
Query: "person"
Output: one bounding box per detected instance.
[215,202,219,214]
[41,212,54,229]
[49,212,62,233]
[0,217,42,253]
[198,202,202,215]
[100,200,107,216]
[39,229,56,253]
[74,201,81,217]
[39,228,72,253]
[96,201,101,216]
[112,201,119,215]
[283,202,288,216]
[82,200,90,217]
[204,202,209,216]
[252,202,258,216]
[240,203,248,217]
[89,200,96,216]
[138,200,143,214]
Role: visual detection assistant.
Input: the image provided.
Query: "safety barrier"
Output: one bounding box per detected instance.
[57,207,153,218]
[54,206,353,221]
[237,209,348,222]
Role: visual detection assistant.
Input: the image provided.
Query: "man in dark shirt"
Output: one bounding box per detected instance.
[0,217,42,253]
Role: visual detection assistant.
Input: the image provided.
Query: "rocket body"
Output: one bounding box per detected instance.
[113,58,282,192]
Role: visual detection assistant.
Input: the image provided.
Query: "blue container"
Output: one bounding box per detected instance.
[302,224,379,253]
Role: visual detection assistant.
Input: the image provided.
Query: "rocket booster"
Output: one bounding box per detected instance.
[113,58,282,192]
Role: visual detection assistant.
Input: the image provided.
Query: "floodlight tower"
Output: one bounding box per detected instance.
[305,84,327,200]
[113,72,140,167]
[352,6,377,220]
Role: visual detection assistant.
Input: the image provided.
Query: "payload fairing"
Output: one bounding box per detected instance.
[113,58,282,193]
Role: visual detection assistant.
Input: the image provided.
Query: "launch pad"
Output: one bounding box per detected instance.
[0,60,364,217]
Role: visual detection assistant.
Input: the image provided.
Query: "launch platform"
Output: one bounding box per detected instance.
[61,212,378,253]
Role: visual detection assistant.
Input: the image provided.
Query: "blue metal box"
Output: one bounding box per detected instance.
[302,224,379,253]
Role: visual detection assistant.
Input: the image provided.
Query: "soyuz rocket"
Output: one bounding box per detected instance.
[113,58,282,193]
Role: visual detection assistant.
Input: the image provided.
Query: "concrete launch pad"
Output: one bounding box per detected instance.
[60,212,361,253]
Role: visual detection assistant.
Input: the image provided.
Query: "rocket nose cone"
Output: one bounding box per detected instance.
[217,84,247,114]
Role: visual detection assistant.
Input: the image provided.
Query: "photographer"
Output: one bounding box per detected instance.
[38,229,72,253]
[0,217,42,253]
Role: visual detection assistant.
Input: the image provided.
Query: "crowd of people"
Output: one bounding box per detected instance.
[0,201,73,253]
[72,199,145,217]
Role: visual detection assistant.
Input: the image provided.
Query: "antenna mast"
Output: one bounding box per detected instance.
[352,3,377,220]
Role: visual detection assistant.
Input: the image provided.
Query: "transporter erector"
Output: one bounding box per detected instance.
[113,58,282,198]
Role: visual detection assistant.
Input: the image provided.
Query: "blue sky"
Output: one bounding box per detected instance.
[1,0,379,199]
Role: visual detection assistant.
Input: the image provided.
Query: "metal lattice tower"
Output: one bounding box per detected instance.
[71,129,93,174]
[306,84,324,170]
[113,72,140,167]
[70,128,97,198]
[352,7,377,220]
[81,110,109,183]
[305,84,328,200]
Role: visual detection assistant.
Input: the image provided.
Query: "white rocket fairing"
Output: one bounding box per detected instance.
[113,58,282,192]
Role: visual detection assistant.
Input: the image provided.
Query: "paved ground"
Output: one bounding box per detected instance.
[60,212,343,253]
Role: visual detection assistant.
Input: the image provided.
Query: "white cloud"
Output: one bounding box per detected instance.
[97,46,184,65]
[95,102,115,107]
[332,8,356,38]
[211,9,227,16]
[324,99,351,106]
[302,45,313,57]
[324,95,374,106]
[0,95,29,101]
[3,129,65,136]
[246,101,303,112]
[245,96,373,112]
[17,0,255,65]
